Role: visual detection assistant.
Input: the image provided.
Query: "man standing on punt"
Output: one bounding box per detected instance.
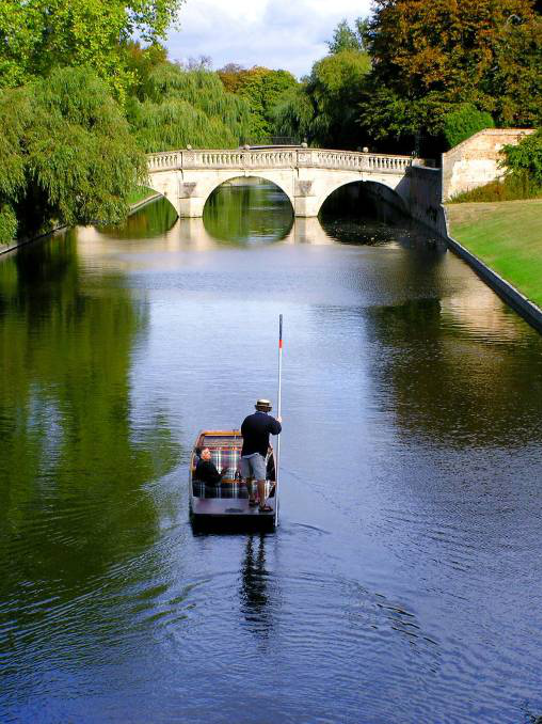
[240,399,282,513]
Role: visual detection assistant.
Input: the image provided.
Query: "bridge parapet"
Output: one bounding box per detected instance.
[145,147,422,218]
[147,148,415,174]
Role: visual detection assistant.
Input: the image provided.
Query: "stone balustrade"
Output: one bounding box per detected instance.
[147,148,414,174]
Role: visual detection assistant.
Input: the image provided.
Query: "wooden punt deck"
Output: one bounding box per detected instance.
[191,497,276,531]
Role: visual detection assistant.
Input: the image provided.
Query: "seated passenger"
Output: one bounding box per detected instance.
[195,447,228,486]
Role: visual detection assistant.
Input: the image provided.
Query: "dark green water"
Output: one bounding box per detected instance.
[1,181,542,723]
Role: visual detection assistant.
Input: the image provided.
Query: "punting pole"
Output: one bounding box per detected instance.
[275,314,283,527]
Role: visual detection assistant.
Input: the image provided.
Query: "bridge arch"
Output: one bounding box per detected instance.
[315,176,408,217]
[200,173,295,215]
[133,187,179,217]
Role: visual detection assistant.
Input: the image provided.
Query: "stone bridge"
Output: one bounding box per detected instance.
[146,148,419,217]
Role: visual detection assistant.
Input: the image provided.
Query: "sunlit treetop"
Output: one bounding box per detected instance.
[0,0,183,99]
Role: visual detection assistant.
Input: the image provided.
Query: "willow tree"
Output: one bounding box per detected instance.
[128,63,252,151]
[0,66,146,242]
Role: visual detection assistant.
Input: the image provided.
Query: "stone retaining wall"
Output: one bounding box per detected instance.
[442,128,534,201]
[443,209,542,333]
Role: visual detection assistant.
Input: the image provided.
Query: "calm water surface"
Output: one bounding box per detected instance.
[1,182,542,723]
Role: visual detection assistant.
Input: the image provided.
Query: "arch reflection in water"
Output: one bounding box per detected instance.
[100,196,178,240]
[319,180,416,246]
[203,178,294,245]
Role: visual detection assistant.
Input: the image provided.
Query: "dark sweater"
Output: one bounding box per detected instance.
[195,458,223,485]
[241,411,282,457]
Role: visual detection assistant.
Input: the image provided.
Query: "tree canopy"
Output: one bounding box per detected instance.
[217,65,298,141]
[128,62,252,151]
[274,50,371,148]
[359,0,542,151]
[504,129,542,186]
[0,0,183,99]
[327,18,369,54]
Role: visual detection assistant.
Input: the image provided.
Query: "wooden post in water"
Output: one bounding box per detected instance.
[275,314,283,527]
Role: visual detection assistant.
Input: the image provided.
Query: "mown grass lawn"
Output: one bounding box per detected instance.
[446,200,542,309]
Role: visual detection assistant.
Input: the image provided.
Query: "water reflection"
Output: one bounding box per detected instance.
[366,294,542,448]
[203,178,294,245]
[2,181,542,723]
[0,232,179,668]
[100,197,178,239]
[239,535,273,639]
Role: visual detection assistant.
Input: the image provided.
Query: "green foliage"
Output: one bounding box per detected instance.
[0,66,146,241]
[449,172,542,203]
[217,65,298,142]
[274,50,371,148]
[0,0,183,99]
[128,186,158,205]
[359,0,542,149]
[504,129,542,186]
[129,63,252,151]
[443,104,495,149]
[358,88,451,144]
[272,87,315,142]
[0,203,17,243]
[124,41,169,100]
[327,18,369,54]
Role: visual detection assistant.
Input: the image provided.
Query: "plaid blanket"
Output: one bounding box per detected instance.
[210,447,241,480]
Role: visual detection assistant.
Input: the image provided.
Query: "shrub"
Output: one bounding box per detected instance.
[448,172,542,203]
[504,129,542,187]
[443,103,495,149]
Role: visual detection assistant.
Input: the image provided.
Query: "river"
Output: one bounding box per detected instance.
[1,181,542,723]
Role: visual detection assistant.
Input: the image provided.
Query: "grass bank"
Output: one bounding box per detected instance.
[446,199,542,309]
[128,186,158,205]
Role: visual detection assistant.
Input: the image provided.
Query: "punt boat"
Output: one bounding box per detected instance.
[189,430,277,531]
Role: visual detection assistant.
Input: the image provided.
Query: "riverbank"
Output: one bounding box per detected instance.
[446,199,542,310]
[0,190,162,257]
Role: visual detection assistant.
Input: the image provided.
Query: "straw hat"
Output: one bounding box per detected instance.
[255,398,272,411]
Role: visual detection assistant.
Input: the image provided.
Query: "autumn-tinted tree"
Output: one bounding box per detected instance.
[124,41,169,100]
[216,63,246,94]
[217,65,298,141]
[360,0,542,151]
